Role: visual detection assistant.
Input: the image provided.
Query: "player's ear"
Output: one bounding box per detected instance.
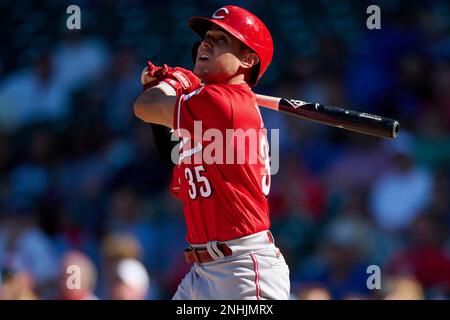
[241,51,259,69]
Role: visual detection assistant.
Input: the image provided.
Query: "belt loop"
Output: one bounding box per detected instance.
[207,241,225,261]
[193,248,200,263]
[213,242,225,260]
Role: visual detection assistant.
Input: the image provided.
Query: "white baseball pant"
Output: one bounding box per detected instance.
[172,230,290,300]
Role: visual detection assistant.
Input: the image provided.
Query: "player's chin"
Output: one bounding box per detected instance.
[193,64,209,77]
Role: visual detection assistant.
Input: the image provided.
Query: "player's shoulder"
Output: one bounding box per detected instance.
[184,83,255,111]
[184,84,222,100]
[184,84,232,105]
[204,83,254,101]
[199,83,226,97]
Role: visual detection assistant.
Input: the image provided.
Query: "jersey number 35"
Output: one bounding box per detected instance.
[184,135,271,200]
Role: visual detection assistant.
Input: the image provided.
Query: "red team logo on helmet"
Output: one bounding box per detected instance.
[189,5,274,86]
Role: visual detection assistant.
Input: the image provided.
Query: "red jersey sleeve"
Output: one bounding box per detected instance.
[173,85,233,136]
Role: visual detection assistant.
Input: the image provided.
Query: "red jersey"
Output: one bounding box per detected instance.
[171,83,271,244]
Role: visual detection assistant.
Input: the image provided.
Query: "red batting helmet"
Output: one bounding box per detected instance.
[189,5,274,86]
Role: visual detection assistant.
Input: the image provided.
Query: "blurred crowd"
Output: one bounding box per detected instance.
[0,0,449,300]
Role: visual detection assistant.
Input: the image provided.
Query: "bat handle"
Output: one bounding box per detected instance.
[255,94,280,110]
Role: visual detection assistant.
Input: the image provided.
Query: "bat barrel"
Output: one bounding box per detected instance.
[278,99,400,139]
[392,121,400,138]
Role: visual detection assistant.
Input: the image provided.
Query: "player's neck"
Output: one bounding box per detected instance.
[225,74,247,85]
[202,74,248,86]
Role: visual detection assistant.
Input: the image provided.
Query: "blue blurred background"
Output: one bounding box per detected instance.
[0,0,449,300]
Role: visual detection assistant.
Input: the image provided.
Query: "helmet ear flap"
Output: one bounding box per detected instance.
[248,63,260,87]
[191,41,201,64]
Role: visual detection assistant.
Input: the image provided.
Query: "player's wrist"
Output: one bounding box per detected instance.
[140,61,201,96]
[153,81,177,96]
[160,67,202,96]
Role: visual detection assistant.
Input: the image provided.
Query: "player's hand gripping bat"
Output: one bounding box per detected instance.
[256,94,400,139]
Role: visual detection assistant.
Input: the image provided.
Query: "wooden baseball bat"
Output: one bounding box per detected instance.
[256,94,400,139]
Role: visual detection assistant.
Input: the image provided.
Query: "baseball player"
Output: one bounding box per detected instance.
[134,5,290,300]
